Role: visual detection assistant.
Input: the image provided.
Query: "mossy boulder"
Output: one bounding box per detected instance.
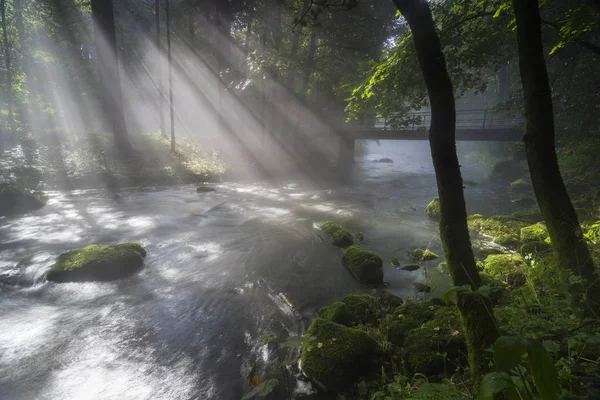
[483,254,526,286]
[342,246,383,285]
[46,243,147,283]
[318,302,353,326]
[510,178,532,195]
[374,289,404,311]
[409,248,439,261]
[300,318,378,390]
[519,241,553,259]
[391,257,400,267]
[375,157,393,163]
[437,262,448,274]
[392,301,436,332]
[491,160,528,182]
[354,232,364,242]
[0,183,48,216]
[341,294,382,325]
[401,264,420,272]
[467,214,528,248]
[425,197,440,220]
[402,306,466,376]
[196,185,215,192]
[320,221,354,248]
[520,223,549,243]
[511,208,543,224]
[511,194,536,208]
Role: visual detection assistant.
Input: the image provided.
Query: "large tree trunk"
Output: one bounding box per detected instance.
[90,0,134,155]
[392,0,499,381]
[512,0,600,315]
[166,0,175,151]
[155,0,165,138]
[1,0,16,141]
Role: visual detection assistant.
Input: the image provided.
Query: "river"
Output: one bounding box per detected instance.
[0,141,512,399]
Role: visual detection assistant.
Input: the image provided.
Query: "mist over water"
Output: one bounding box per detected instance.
[0,140,510,399]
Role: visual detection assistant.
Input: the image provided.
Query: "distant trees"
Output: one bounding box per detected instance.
[90,0,133,155]
[1,0,16,143]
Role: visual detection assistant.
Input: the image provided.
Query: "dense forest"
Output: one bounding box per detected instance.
[1,0,599,399]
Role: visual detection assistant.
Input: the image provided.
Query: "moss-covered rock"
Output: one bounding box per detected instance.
[425,197,440,220]
[46,243,147,283]
[341,294,382,326]
[511,194,536,208]
[392,301,436,332]
[391,257,400,267]
[300,318,378,390]
[519,241,553,259]
[375,157,393,163]
[374,289,404,311]
[409,248,438,261]
[401,264,420,272]
[483,254,526,286]
[0,183,47,216]
[342,246,383,285]
[520,223,549,243]
[511,208,544,224]
[402,306,466,376]
[318,302,353,326]
[473,246,506,260]
[354,232,364,242]
[510,178,532,195]
[196,185,215,192]
[386,320,407,347]
[491,160,528,182]
[414,282,431,293]
[467,214,528,248]
[437,262,448,274]
[321,221,354,248]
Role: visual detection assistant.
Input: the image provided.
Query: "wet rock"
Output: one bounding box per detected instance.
[46,242,147,283]
[0,182,47,216]
[425,197,440,220]
[374,289,404,311]
[391,257,400,267]
[374,158,393,163]
[354,232,364,242]
[196,185,216,192]
[409,248,438,261]
[401,264,420,272]
[510,178,532,195]
[414,282,431,293]
[320,221,354,248]
[300,318,378,390]
[342,245,383,285]
[341,293,382,325]
[317,302,353,326]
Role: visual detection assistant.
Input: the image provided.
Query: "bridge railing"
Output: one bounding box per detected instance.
[346,109,523,131]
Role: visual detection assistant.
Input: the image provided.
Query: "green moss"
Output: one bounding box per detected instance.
[402,306,466,376]
[196,185,215,192]
[300,318,378,389]
[410,248,439,261]
[391,257,400,267]
[320,221,354,248]
[520,223,549,243]
[437,262,448,274]
[386,320,406,347]
[425,197,440,220]
[0,183,47,216]
[341,294,382,326]
[467,214,528,248]
[519,241,552,258]
[318,302,353,326]
[483,254,526,286]
[392,301,436,332]
[354,232,364,242]
[402,264,420,272]
[375,289,404,311]
[510,178,532,194]
[46,242,147,282]
[473,246,506,260]
[511,208,543,223]
[342,245,383,285]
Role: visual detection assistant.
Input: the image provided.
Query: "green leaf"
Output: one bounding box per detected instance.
[241,379,279,400]
[527,340,560,400]
[478,372,515,400]
[254,334,278,347]
[542,340,560,354]
[493,336,530,372]
[279,336,316,348]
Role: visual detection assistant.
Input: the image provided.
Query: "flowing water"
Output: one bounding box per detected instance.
[0,141,512,399]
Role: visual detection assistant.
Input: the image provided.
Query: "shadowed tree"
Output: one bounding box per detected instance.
[512,0,600,315]
[90,0,134,155]
[392,0,499,381]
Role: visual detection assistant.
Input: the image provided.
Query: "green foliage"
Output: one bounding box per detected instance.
[520,223,550,243]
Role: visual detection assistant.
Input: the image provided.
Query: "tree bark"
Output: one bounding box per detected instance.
[155,0,165,138]
[90,0,134,155]
[1,0,16,139]
[512,0,600,315]
[392,0,499,381]
[166,0,175,150]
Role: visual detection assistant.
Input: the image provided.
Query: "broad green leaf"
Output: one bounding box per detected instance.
[241,379,279,400]
[493,336,530,372]
[527,340,560,400]
[279,336,316,348]
[478,372,515,400]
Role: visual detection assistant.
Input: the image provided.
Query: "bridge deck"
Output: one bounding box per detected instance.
[347,128,523,142]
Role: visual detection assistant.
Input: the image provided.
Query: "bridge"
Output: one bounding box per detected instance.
[334,108,524,171]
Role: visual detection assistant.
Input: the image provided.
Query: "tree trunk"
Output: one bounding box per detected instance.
[1,0,16,139]
[90,0,134,155]
[155,0,165,138]
[512,0,600,315]
[496,62,508,104]
[392,0,499,381]
[166,0,175,150]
